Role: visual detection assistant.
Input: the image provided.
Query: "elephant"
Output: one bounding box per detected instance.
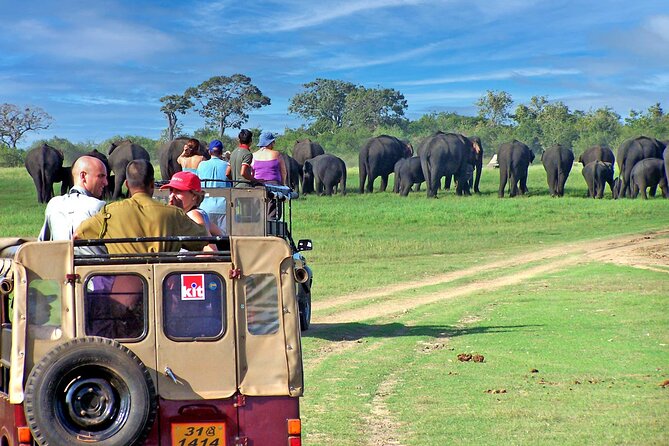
[393,157,424,196]
[159,138,209,181]
[280,153,301,192]
[497,140,535,198]
[419,132,478,198]
[616,136,666,198]
[443,136,484,193]
[303,154,347,196]
[24,143,67,203]
[578,145,615,167]
[108,140,151,199]
[541,144,575,197]
[581,161,614,199]
[292,139,325,194]
[630,158,668,199]
[359,135,412,193]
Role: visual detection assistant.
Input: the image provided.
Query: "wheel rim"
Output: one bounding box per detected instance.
[56,366,130,440]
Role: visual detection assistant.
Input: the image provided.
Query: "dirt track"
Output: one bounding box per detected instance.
[312,229,669,325]
[306,229,669,446]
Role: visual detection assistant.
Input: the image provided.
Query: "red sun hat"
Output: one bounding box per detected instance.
[160,171,202,192]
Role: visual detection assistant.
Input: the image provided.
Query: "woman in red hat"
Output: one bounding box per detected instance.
[160,171,222,251]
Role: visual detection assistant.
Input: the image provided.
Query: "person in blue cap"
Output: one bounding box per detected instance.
[196,139,231,232]
[252,131,286,186]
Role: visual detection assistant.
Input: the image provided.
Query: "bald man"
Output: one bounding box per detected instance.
[39,155,108,254]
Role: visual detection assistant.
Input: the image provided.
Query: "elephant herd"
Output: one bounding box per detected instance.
[23,134,669,203]
[24,140,153,202]
[379,134,667,200]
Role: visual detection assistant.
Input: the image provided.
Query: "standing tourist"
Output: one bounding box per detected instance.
[197,140,230,232]
[252,131,286,186]
[226,129,258,187]
[39,155,108,255]
[177,138,205,173]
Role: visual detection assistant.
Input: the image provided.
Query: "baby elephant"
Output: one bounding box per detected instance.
[303,154,347,196]
[581,161,614,199]
[393,157,424,196]
[630,158,668,199]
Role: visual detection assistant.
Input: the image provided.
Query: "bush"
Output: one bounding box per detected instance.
[0,146,25,167]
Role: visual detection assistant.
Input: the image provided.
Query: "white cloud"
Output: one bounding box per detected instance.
[396,68,581,86]
[11,17,176,63]
[49,94,137,106]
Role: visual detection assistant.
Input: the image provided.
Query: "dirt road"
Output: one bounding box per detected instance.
[312,229,669,325]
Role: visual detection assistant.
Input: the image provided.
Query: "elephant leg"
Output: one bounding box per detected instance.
[113,173,125,200]
[444,175,452,191]
[520,174,529,195]
[366,172,374,193]
[325,180,334,196]
[498,170,508,198]
[649,184,657,197]
[509,172,518,197]
[379,174,389,192]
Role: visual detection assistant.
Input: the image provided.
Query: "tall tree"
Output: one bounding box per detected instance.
[288,79,356,132]
[535,101,578,149]
[476,90,513,126]
[343,86,408,130]
[0,103,53,148]
[185,74,270,137]
[160,94,193,141]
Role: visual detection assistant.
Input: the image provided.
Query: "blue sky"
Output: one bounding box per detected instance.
[1,0,668,147]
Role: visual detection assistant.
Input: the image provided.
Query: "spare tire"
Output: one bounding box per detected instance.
[24,336,157,446]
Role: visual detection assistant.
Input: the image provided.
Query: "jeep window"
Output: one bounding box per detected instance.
[163,272,225,340]
[234,197,262,223]
[28,279,62,340]
[244,274,279,335]
[84,274,146,340]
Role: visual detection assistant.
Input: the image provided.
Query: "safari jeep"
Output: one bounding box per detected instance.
[0,185,312,445]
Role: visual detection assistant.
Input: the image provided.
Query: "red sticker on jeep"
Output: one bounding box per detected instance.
[181,274,205,300]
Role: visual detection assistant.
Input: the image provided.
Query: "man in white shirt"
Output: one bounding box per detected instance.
[39,155,108,255]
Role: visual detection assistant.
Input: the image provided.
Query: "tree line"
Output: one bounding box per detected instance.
[1,75,668,167]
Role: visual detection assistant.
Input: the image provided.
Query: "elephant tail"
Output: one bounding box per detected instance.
[341,163,347,195]
[359,156,368,193]
[420,154,433,197]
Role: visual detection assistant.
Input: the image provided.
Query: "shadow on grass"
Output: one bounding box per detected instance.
[305,322,542,341]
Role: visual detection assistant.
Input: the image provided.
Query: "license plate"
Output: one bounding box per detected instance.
[172,422,226,446]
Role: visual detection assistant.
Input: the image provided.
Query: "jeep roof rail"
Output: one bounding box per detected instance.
[73,236,231,265]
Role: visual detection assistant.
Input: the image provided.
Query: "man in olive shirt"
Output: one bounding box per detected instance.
[75,160,208,254]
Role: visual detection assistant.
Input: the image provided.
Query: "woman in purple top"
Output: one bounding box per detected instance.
[252,132,286,185]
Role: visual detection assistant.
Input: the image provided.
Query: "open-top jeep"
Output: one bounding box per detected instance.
[0,184,311,445]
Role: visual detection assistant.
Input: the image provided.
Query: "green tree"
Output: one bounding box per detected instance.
[0,103,53,148]
[160,94,193,141]
[185,74,270,138]
[476,90,513,126]
[343,86,408,130]
[572,107,622,155]
[288,79,356,132]
[535,101,578,150]
[512,96,548,152]
[624,103,669,139]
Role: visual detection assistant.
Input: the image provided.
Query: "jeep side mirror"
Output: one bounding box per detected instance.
[297,239,312,252]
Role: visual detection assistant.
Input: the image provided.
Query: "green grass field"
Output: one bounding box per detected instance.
[2,163,668,445]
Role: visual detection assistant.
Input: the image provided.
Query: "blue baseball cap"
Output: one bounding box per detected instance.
[257,132,276,147]
[208,140,223,151]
